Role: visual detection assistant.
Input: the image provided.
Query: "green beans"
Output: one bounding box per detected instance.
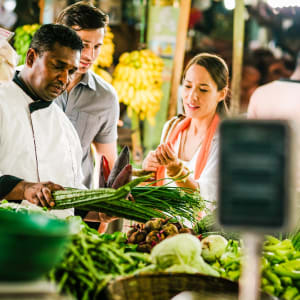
[48,221,150,299]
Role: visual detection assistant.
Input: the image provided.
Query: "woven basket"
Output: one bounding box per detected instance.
[104,273,276,300]
[104,272,237,300]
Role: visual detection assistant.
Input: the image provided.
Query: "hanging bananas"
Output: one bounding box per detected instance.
[14,24,41,65]
[92,26,114,83]
[92,26,115,69]
[112,49,164,125]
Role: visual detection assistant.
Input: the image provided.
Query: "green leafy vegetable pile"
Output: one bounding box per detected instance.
[48,218,150,300]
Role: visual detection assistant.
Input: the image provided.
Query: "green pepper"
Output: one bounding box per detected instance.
[280,276,293,286]
[281,286,299,300]
[264,239,294,253]
[227,270,240,281]
[264,269,282,290]
[273,259,300,279]
[261,277,269,287]
[263,251,285,264]
[265,235,280,245]
[262,285,275,295]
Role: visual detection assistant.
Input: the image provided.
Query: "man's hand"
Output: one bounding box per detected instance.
[22,181,63,207]
[5,180,64,207]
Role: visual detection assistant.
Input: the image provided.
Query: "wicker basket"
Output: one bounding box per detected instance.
[104,273,276,300]
[104,273,237,300]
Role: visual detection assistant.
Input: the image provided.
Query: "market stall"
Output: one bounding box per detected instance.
[1,0,300,299]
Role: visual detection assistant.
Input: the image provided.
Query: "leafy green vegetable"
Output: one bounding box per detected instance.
[151,234,202,268]
[141,233,220,277]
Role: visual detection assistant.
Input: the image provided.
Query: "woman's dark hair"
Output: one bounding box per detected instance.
[183,53,230,113]
[30,24,83,55]
[55,1,108,30]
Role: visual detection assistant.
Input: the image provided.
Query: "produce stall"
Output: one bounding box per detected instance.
[2,197,300,300]
[0,118,299,300]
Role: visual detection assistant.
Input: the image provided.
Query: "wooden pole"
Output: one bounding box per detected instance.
[39,0,45,24]
[230,0,245,116]
[167,0,191,119]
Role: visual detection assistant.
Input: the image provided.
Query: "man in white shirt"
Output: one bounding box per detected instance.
[0,24,84,210]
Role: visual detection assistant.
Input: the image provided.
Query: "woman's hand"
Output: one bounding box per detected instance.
[155,142,182,176]
[142,150,160,171]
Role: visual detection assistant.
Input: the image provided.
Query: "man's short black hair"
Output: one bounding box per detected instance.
[30,24,83,55]
[55,1,108,30]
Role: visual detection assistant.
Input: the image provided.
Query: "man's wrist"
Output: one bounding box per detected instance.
[0,175,24,199]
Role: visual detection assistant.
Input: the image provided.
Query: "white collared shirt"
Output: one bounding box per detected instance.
[0,81,85,217]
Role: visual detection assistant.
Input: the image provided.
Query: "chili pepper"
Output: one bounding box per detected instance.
[265,235,280,245]
[262,285,275,295]
[261,277,269,287]
[263,251,285,265]
[102,155,110,182]
[264,239,294,253]
[273,259,300,280]
[227,270,240,281]
[264,269,282,291]
[280,276,293,286]
[281,286,299,300]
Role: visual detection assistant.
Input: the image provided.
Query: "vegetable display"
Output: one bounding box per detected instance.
[126,218,195,253]
[261,236,300,299]
[48,218,150,300]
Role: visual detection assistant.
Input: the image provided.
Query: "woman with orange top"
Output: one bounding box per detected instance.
[142,53,229,204]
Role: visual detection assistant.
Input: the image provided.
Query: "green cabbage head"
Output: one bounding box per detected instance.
[150,234,202,269]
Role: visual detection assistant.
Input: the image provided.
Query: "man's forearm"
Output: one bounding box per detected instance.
[0,175,24,199]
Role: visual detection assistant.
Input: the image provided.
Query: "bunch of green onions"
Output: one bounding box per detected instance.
[52,176,210,223]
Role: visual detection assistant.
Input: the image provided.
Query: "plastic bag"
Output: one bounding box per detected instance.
[0,28,19,82]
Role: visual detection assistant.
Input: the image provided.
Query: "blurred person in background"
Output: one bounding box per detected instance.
[248,50,300,190]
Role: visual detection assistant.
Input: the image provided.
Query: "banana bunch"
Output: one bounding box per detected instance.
[92,26,115,69]
[112,49,164,125]
[14,24,40,65]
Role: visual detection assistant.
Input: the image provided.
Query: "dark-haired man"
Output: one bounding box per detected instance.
[0,24,84,217]
[55,1,119,189]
